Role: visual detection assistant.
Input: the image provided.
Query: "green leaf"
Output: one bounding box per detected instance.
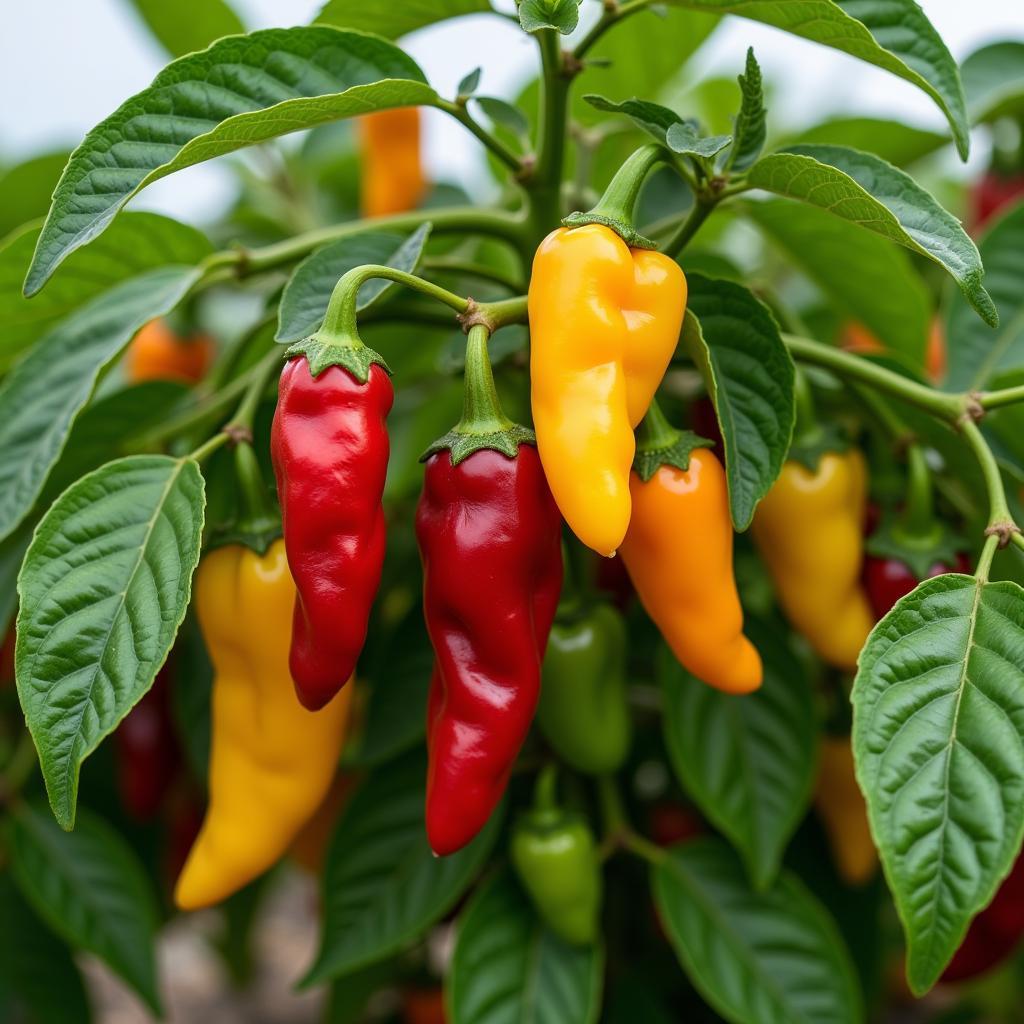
[664,0,968,159]
[681,277,795,530]
[786,117,947,168]
[473,97,531,144]
[314,0,492,39]
[277,224,432,343]
[944,200,1024,390]
[852,574,1024,995]
[653,838,864,1024]
[727,47,765,172]
[962,40,1024,124]
[0,151,69,241]
[125,0,245,57]
[448,869,604,1024]
[25,27,436,294]
[7,803,162,1014]
[0,265,200,543]
[457,67,482,99]
[518,0,580,34]
[666,123,732,158]
[583,94,687,145]
[0,212,212,370]
[747,145,996,327]
[16,455,205,830]
[0,873,92,1024]
[659,620,817,889]
[747,198,932,368]
[304,751,501,983]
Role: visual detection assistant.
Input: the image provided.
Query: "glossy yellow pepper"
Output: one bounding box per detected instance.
[359,107,426,218]
[815,735,878,886]
[175,540,351,910]
[751,451,873,671]
[528,224,687,556]
[621,447,762,694]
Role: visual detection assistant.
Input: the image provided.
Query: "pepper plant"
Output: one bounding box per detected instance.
[2,2,1024,1022]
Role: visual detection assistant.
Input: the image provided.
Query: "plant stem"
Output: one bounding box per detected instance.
[597,774,628,844]
[529,28,570,242]
[435,98,526,174]
[960,418,1015,531]
[456,324,514,435]
[477,295,528,329]
[574,0,653,59]
[901,444,936,538]
[980,384,1024,411]
[975,533,1000,581]
[621,829,668,866]
[783,334,964,423]
[189,432,230,463]
[661,196,715,256]
[224,347,282,435]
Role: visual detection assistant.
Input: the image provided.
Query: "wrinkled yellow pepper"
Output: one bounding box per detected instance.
[528,224,687,556]
[752,450,873,671]
[175,540,351,910]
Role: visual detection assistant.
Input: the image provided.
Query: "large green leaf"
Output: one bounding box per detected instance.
[681,277,795,531]
[448,870,604,1024]
[7,803,162,1014]
[304,751,500,983]
[16,455,205,830]
[747,146,996,326]
[0,151,69,241]
[747,198,931,368]
[314,0,492,39]
[277,224,432,343]
[663,0,967,158]
[0,874,92,1024]
[653,838,863,1024]
[659,621,816,889]
[944,202,1024,390]
[0,212,211,369]
[0,265,200,543]
[962,41,1024,124]
[25,27,437,294]
[125,0,245,57]
[852,574,1024,995]
[786,117,946,168]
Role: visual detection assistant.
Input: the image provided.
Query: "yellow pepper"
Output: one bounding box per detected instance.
[174,540,351,910]
[621,441,762,694]
[815,735,878,886]
[359,107,426,218]
[751,451,873,671]
[528,224,687,556]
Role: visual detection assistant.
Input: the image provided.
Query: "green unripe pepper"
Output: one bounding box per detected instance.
[511,767,602,946]
[538,600,631,774]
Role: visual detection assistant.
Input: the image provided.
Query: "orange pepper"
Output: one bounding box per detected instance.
[359,107,426,218]
[125,318,213,384]
[815,735,877,886]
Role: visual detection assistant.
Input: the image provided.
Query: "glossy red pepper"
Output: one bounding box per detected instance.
[942,852,1024,982]
[114,665,180,821]
[864,551,971,619]
[970,170,1024,233]
[416,326,563,856]
[271,354,392,710]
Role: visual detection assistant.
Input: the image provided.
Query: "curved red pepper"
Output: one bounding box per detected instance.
[271,357,392,710]
[863,552,971,620]
[416,445,563,855]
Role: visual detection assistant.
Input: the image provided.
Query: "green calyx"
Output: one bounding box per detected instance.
[633,399,712,482]
[562,143,664,249]
[421,324,535,466]
[286,333,389,383]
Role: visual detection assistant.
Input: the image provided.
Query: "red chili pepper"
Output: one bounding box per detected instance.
[864,551,971,619]
[271,354,392,710]
[943,852,1024,982]
[114,665,180,821]
[416,325,563,856]
[970,171,1024,233]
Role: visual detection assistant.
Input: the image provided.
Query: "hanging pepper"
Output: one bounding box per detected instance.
[814,735,877,886]
[970,169,1024,233]
[175,445,352,910]
[538,597,631,775]
[511,767,602,946]
[751,386,873,672]
[620,402,762,694]
[528,147,687,556]
[863,445,969,619]
[271,284,393,711]
[417,325,562,856]
[359,107,426,218]
[125,318,213,384]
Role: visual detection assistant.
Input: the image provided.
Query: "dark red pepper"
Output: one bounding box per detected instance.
[943,852,1024,982]
[114,664,180,821]
[271,340,392,711]
[970,170,1024,234]
[416,325,563,856]
[864,551,971,619]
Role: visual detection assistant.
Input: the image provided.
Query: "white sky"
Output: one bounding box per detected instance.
[0,0,1021,222]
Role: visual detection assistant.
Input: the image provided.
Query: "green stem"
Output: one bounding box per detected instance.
[574,0,652,58]
[783,334,964,423]
[188,432,230,463]
[435,98,526,174]
[476,295,528,329]
[975,533,1000,582]
[533,764,560,813]
[900,444,936,539]
[529,28,571,241]
[961,418,1014,530]
[223,347,281,435]
[621,829,668,866]
[980,384,1024,411]
[597,774,628,840]
[661,196,715,256]
[455,324,514,435]
[792,369,819,445]
[636,397,679,451]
